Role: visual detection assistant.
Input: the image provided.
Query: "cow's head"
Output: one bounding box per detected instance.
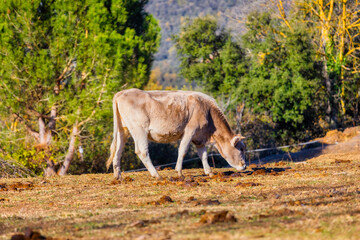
[216,134,247,171]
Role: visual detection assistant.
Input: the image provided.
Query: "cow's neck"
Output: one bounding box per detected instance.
[210,107,234,153]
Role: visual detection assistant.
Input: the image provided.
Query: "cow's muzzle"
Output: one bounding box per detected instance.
[236,165,246,171]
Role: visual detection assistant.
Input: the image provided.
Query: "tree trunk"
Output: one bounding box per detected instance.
[38,117,47,146]
[316,3,338,129]
[339,0,346,117]
[323,59,338,129]
[39,106,58,177]
[44,160,57,177]
[48,105,57,131]
[58,122,78,175]
[38,117,56,176]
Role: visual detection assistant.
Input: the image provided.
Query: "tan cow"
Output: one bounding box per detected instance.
[107,88,246,179]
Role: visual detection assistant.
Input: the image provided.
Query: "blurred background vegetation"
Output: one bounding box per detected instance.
[0,0,359,177]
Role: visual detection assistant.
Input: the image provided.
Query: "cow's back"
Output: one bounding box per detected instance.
[115,89,211,143]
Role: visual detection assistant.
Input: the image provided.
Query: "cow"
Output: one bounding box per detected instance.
[106,88,246,180]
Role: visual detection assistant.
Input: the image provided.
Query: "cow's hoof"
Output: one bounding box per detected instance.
[113,175,122,181]
[175,168,183,177]
[113,172,122,181]
[111,177,122,185]
[208,172,214,177]
[155,175,163,181]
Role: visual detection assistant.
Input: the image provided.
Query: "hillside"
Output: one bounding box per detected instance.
[145,0,291,87]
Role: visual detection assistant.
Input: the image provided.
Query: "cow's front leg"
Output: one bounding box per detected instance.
[175,130,194,177]
[196,146,213,177]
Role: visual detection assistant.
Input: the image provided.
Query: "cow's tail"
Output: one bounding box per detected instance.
[106,98,122,170]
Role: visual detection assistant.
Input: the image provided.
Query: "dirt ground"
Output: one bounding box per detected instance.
[1,135,360,239]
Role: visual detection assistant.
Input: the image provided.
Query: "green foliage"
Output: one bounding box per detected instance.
[174,16,245,95]
[173,12,324,148]
[0,121,50,175]
[0,0,159,174]
[8,147,47,176]
[239,12,321,127]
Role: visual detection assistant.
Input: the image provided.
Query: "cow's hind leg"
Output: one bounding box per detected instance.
[133,130,162,179]
[113,129,128,180]
[196,146,213,177]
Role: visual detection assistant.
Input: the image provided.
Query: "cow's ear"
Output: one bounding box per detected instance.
[231,134,246,147]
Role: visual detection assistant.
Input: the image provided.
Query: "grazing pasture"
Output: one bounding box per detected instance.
[1,150,360,239]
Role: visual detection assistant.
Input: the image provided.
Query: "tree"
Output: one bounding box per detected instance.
[238,12,322,142]
[295,0,360,126]
[0,0,160,175]
[173,16,245,96]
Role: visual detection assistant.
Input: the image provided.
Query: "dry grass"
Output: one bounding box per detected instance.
[1,151,360,240]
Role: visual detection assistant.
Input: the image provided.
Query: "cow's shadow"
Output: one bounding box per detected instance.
[249,141,330,165]
[179,141,331,172]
